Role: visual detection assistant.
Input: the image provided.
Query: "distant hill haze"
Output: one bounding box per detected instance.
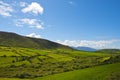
[73,47,96,51]
[0,31,73,50]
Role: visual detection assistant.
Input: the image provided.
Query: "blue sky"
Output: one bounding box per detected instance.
[0,0,120,49]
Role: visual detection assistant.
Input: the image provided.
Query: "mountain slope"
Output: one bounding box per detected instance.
[0,31,72,50]
[74,47,96,51]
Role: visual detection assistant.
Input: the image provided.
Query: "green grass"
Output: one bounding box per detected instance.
[1,32,120,79]
[0,46,48,57]
[99,56,111,62]
[34,63,120,80]
[0,78,30,80]
[47,53,74,62]
[68,50,111,57]
[0,46,120,79]
[0,63,120,80]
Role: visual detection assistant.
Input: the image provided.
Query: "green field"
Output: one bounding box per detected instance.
[35,63,120,80]
[0,46,120,80]
[1,63,120,80]
[0,78,29,80]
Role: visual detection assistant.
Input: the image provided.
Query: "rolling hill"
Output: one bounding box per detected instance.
[96,49,120,54]
[0,31,72,50]
[0,46,120,79]
[0,31,120,80]
[35,63,120,80]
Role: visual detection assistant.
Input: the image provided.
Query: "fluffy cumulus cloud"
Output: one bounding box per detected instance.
[21,2,43,15]
[0,1,14,17]
[26,33,41,38]
[16,18,44,29]
[56,40,120,49]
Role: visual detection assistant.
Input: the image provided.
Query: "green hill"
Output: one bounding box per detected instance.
[35,63,120,80]
[0,46,120,79]
[1,62,120,80]
[0,31,120,80]
[96,49,120,54]
[0,31,72,50]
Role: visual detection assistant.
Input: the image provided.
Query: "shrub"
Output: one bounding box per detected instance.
[15,72,31,78]
[106,72,120,80]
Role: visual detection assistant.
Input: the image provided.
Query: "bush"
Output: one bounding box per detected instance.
[3,55,7,57]
[15,72,31,78]
[106,72,120,80]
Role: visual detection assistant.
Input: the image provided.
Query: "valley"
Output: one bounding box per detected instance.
[0,46,120,80]
[0,32,120,80]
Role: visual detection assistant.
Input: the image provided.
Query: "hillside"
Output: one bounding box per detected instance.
[96,49,120,54]
[0,31,120,80]
[1,63,120,80]
[35,63,120,80]
[0,31,72,50]
[0,46,120,79]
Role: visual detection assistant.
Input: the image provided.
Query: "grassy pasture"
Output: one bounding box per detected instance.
[0,46,120,79]
[35,63,120,80]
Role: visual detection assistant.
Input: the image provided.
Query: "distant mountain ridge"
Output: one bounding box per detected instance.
[74,46,96,51]
[0,31,73,50]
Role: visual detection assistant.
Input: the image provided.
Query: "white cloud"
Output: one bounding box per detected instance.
[16,18,44,29]
[21,2,43,15]
[0,1,14,17]
[20,2,27,7]
[56,40,120,49]
[26,33,41,38]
